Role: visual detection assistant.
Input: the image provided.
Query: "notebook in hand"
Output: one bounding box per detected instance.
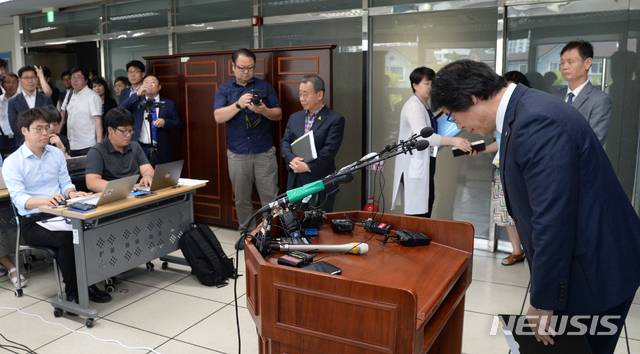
[498,314,593,354]
[290,130,318,163]
[137,160,184,192]
[451,140,486,157]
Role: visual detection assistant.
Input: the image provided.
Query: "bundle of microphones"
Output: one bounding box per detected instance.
[247,125,436,257]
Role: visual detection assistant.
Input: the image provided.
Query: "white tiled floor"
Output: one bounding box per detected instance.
[0,226,637,354]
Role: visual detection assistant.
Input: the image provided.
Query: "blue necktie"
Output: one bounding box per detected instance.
[567,92,574,105]
[148,98,157,143]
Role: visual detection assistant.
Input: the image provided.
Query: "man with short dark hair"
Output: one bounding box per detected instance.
[8,66,54,146]
[85,108,154,192]
[0,73,19,147]
[60,67,103,156]
[2,107,111,305]
[214,48,282,237]
[118,74,182,165]
[281,74,345,212]
[431,59,640,354]
[58,71,72,110]
[554,40,612,144]
[118,60,145,102]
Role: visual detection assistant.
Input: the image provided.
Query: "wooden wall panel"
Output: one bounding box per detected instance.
[145,45,335,228]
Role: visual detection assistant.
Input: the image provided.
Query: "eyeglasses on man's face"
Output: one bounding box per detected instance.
[234,65,255,72]
[116,128,135,136]
[445,112,457,123]
[30,125,52,134]
[21,75,37,81]
[127,70,142,75]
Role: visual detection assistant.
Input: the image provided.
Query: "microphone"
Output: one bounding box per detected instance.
[257,173,355,213]
[420,126,434,138]
[273,243,369,255]
[415,140,430,151]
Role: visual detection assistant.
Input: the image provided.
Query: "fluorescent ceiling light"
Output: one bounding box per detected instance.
[110,12,159,21]
[0,0,15,3]
[30,26,58,34]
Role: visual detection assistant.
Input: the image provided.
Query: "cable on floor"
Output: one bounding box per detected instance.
[0,307,164,354]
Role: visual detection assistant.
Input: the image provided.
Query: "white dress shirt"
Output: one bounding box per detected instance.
[0,92,16,136]
[565,79,589,102]
[2,144,74,216]
[139,94,160,145]
[23,91,37,109]
[62,86,102,150]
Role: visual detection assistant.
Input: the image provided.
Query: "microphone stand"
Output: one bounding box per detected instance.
[143,103,160,167]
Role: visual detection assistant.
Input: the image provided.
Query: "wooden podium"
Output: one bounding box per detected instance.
[244,211,474,354]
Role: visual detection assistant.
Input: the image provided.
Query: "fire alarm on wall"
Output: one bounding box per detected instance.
[251,15,262,27]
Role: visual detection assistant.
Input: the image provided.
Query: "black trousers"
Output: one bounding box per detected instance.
[21,214,77,297]
[69,147,91,157]
[556,296,634,354]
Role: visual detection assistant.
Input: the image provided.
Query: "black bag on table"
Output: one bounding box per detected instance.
[179,223,236,287]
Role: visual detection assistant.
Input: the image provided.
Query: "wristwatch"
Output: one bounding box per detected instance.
[235,101,242,109]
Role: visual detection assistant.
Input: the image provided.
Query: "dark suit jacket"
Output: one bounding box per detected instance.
[118,87,134,104]
[8,92,54,145]
[554,81,612,144]
[500,84,640,315]
[119,94,182,163]
[281,105,345,191]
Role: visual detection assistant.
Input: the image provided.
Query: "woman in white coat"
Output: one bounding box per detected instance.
[391,67,471,217]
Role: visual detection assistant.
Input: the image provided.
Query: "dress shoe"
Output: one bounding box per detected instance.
[88,285,112,303]
[65,293,79,316]
[501,252,525,266]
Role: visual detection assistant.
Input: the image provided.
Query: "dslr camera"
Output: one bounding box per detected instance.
[138,99,166,113]
[249,89,266,105]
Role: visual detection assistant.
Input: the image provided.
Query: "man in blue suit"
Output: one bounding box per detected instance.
[119,74,182,165]
[553,40,612,145]
[431,60,640,354]
[118,60,145,102]
[281,75,345,212]
[8,66,53,146]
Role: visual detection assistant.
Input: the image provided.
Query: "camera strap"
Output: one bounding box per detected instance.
[245,113,261,129]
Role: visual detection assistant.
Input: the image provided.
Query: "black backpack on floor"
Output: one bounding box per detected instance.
[179,223,236,287]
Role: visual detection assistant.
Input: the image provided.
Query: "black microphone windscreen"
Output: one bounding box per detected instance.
[420,126,435,138]
[415,140,430,151]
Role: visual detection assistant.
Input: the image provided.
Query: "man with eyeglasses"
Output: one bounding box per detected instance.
[118,74,182,165]
[8,66,53,146]
[431,59,640,354]
[3,107,113,306]
[118,60,146,102]
[85,108,154,193]
[281,74,345,212]
[60,67,103,157]
[214,48,282,242]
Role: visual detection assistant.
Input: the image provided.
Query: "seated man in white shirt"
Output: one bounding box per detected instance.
[60,67,103,157]
[2,107,112,306]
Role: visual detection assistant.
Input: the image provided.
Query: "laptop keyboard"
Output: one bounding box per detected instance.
[68,195,100,206]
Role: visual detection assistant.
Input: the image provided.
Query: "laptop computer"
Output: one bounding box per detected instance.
[137,160,184,192]
[67,175,139,206]
[66,155,87,176]
[0,168,7,189]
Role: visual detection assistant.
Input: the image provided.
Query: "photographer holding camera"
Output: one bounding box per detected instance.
[214,48,282,242]
[119,73,182,165]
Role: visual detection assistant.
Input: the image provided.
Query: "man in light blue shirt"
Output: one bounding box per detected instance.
[3,107,112,306]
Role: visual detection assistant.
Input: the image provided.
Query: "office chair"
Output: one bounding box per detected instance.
[11,201,65,317]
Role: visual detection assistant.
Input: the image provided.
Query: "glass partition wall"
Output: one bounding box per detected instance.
[18,0,640,246]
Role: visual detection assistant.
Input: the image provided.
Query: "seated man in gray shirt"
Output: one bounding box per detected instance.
[85,108,154,192]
